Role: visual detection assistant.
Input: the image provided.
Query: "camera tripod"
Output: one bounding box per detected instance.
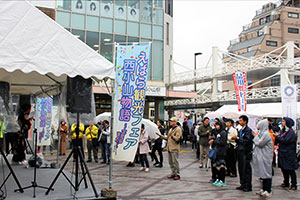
[45,113,98,198]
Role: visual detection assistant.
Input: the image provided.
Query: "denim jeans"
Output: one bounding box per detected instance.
[101,142,110,163]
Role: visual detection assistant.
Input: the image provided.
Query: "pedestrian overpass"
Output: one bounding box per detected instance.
[165,41,300,110]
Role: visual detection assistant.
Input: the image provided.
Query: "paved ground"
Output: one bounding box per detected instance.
[42,143,300,200]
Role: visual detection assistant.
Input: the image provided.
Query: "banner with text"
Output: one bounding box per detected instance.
[112,44,151,162]
[281,85,297,127]
[232,72,247,112]
[35,96,53,146]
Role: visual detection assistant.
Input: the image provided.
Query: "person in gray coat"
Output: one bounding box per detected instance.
[252,119,273,198]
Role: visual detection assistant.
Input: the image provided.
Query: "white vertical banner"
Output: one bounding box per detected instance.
[281,85,297,127]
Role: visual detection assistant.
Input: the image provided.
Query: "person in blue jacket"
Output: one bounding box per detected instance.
[274,117,298,191]
[232,115,254,192]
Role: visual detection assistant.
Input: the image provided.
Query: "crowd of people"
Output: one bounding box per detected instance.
[0,104,299,198]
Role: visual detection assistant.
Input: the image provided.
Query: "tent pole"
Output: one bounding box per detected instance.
[109,42,117,189]
[56,87,63,167]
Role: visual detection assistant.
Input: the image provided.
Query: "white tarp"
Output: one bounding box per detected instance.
[0,0,114,94]
[209,102,300,119]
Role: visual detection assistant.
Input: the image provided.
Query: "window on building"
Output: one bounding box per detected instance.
[247,47,251,52]
[86,0,100,15]
[165,0,173,17]
[101,17,113,33]
[57,0,71,10]
[115,0,126,20]
[71,29,85,42]
[72,0,85,13]
[127,22,139,37]
[153,25,163,39]
[141,23,152,38]
[288,27,299,34]
[266,40,277,47]
[100,33,113,62]
[114,20,126,35]
[257,29,263,36]
[153,8,163,25]
[295,75,300,84]
[259,18,265,25]
[86,31,99,52]
[128,0,139,21]
[101,0,113,18]
[127,36,139,44]
[152,40,164,81]
[271,75,280,86]
[288,12,299,18]
[141,0,152,23]
[154,0,163,8]
[166,22,170,45]
[86,15,99,31]
[56,11,71,27]
[266,15,271,23]
[114,34,126,44]
[71,13,85,29]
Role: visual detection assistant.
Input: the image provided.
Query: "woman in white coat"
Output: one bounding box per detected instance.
[252,119,273,198]
[139,124,151,172]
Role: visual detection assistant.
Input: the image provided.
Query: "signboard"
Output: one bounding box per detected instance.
[282,85,297,127]
[35,97,53,146]
[112,44,151,162]
[146,86,166,97]
[232,72,247,112]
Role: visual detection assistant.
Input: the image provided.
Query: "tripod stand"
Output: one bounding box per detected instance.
[14,128,53,198]
[0,148,23,193]
[45,113,98,198]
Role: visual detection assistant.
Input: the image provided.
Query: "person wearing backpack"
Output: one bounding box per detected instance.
[100,120,111,164]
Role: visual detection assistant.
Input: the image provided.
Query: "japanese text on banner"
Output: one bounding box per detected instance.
[112,44,151,162]
[232,72,247,112]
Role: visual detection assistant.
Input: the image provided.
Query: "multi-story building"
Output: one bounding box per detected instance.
[30,0,173,120]
[223,0,300,91]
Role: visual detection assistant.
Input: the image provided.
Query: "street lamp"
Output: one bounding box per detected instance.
[194,52,202,92]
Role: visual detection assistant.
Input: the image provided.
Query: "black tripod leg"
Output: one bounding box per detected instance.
[0,149,23,193]
[25,138,33,154]
[77,147,98,197]
[45,149,74,195]
[78,148,88,188]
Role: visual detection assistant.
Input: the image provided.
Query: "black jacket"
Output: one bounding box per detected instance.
[275,118,298,170]
[213,129,227,156]
[236,125,253,153]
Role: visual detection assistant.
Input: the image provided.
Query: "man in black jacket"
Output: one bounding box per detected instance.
[151,120,164,168]
[232,115,253,192]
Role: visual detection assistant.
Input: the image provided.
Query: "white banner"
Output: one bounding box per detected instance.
[281,85,297,127]
[35,96,53,146]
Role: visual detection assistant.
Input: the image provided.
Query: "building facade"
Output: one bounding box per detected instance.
[31,0,173,120]
[223,0,300,91]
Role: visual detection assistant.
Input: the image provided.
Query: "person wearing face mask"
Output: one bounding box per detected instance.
[252,119,274,198]
[273,117,298,192]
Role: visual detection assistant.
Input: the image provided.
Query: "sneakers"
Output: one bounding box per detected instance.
[145,168,150,172]
[173,175,180,180]
[199,164,203,168]
[209,179,216,183]
[256,189,264,195]
[261,191,272,198]
[168,174,175,179]
[212,179,219,186]
[139,167,145,171]
[215,180,227,187]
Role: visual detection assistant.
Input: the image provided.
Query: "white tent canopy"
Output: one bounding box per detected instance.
[0,0,114,94]
[207,102,300,119]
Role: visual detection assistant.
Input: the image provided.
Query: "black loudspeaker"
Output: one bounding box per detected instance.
[0,81,10,112]
[66,76,92,114]
[19,95,31,107]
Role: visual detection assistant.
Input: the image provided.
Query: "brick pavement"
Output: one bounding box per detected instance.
[45,145,300,200]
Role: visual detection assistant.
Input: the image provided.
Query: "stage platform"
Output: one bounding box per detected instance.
[0,155,108,200]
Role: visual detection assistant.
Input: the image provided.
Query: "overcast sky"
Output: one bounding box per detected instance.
[173,0,278,74]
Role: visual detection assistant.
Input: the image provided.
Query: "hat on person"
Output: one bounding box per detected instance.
[170,117,178,122]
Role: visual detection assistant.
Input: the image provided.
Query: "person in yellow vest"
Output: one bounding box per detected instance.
[0,114,6,151]
[85,122,99,163]
[71,122,85,160]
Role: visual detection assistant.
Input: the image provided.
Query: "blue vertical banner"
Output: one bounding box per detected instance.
[112,44,151,161]
[35,96,53,146]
